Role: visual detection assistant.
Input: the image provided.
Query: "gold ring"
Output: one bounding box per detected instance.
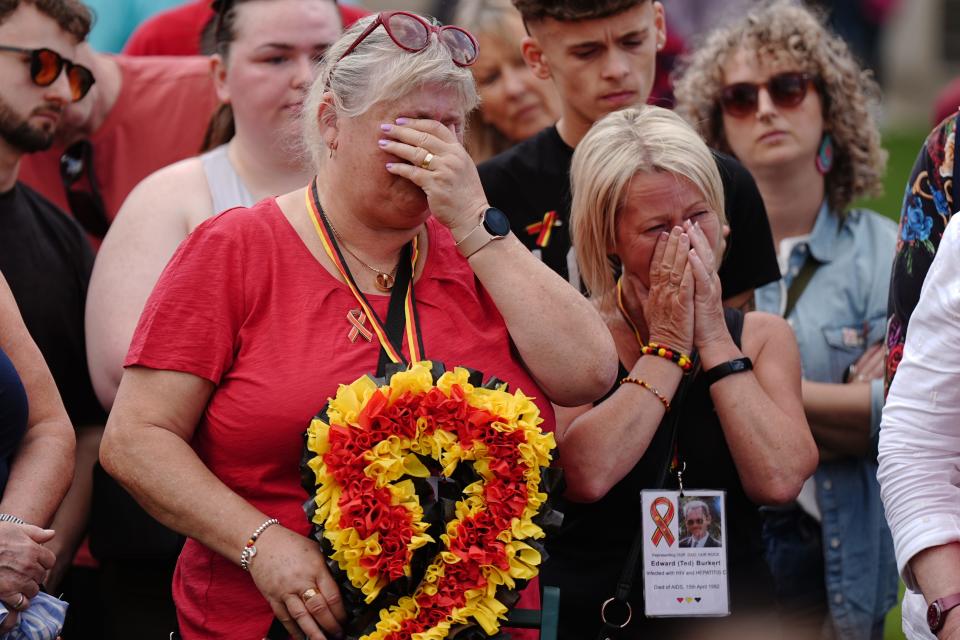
[301,588,319,602]
[420,152,435,170]
[11,594,25,611]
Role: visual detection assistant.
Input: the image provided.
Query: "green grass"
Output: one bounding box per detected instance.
[884,582,906,640]
[856,125,931,223]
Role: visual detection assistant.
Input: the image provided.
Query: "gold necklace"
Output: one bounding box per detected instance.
[324,213,398,292]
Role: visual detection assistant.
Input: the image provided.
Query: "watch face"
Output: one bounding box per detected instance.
[929,602,943,632]
[483,207,511,237]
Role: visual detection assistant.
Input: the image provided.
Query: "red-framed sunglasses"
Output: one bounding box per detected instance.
[0,45,95,102]
[719,71,817,118]
[337,11,479,67]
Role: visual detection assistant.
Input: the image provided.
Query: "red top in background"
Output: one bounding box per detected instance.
[123,0,370,56]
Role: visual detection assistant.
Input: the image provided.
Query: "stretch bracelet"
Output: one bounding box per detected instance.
[620,376,671,411]
[240,517,280,572]
[641,342,693,372]
[0,514,25,525]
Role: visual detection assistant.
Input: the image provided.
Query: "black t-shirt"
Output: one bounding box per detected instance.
[0,182,105,428]
[478,125,781,297]
[543,309,774,639]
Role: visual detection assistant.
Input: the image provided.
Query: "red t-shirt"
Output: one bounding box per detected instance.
[125,198,555,639]
[123,0,370,56]
[18,55,216,226]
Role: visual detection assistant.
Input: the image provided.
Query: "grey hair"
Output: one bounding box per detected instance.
[302,12,480,170]
[683,500,711,520]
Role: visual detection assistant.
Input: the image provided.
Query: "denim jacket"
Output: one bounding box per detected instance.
[755,203,899,639]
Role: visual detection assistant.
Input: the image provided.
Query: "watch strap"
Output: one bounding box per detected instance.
[702,357,753,386]
[931,592,960,632]
[455,214,495,258]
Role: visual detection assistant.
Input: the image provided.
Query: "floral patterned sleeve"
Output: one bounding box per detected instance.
[886,114,958,391]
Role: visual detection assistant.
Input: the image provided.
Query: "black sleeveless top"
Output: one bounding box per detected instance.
[0,347,28,496]
[542,309,775,639]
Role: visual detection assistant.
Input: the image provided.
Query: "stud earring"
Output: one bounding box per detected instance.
[816,133,834,174]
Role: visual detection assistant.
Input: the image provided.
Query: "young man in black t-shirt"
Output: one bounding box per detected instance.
[479,0,780,306]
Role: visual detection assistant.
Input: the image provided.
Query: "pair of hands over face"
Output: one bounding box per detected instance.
[641,220,729,357]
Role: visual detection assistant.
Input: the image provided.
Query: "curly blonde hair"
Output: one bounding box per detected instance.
[672,0,885,213]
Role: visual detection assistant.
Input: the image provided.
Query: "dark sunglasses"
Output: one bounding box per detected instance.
[0,45,94,102]
[686,518,704,525]
[338,11,479,67]
[719,71,816,118]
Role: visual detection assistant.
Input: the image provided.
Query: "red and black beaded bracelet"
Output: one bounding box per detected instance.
[640,342,693,372]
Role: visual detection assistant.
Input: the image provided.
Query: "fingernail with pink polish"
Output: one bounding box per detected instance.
[386,163,394,169]
[378,139,388,147]
[395,117,409,125]
[380,123,392,132]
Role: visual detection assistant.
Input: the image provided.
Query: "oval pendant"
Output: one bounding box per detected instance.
[375,272,395,292]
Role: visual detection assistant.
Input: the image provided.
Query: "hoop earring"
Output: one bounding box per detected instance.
[816,133,834,174]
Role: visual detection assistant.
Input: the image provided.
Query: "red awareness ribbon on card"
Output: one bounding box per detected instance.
[347,309,373,343]
[525,211,558,248]
[650,497,676,547]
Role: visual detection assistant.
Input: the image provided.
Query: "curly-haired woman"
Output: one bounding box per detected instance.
[674,2,897,638]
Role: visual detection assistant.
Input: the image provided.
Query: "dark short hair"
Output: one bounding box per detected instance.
[512,0,648,23]
[0,0,92,41]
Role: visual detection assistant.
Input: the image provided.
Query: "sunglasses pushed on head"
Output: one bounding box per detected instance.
[338,11,479,67]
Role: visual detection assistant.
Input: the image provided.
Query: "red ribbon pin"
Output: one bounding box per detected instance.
[347,309,373,343]
[650,496,676,547]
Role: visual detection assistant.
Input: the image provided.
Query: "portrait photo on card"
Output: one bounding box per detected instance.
[678,495,722,548]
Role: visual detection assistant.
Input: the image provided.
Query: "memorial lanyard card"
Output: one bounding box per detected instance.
[640,489,730,617]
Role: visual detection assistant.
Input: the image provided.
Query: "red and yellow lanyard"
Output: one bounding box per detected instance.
[305,179,423,365]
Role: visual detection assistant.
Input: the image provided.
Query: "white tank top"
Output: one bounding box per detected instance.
[200,144,255,213]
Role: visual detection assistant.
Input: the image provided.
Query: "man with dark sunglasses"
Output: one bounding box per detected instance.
[478,0,780,311]
[0,0,106,633]
[18,43,218,241]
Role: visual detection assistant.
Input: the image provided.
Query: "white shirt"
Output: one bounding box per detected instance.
[878,218,960,639]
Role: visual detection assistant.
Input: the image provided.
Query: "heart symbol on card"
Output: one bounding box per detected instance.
[676,597,684,603]
[695,597,702,602]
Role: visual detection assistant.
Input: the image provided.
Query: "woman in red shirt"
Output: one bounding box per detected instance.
[100,11,617,640]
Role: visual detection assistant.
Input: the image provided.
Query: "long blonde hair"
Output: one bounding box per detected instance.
[571,106,726,310]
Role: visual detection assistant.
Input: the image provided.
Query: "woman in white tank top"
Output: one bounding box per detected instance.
[87,0,345,409]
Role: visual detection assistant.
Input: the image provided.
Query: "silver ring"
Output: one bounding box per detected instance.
[11,593,25,611]
[420,152,435,170]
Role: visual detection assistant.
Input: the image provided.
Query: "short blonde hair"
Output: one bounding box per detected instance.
[673,0,885,213]
[571,106,726,310]
[302,13,480,170]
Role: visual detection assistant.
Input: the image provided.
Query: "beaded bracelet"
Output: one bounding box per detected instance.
[240,517,280,572]
[0,514,25,525]
[620,377,671,411]
[641,342,693,372]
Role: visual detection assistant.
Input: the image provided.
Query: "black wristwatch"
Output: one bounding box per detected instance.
[455,207,510,258]
[702,357,753,386]
[929,593,960,633]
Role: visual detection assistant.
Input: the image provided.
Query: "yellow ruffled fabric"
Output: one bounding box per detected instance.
[303,361,557,639]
